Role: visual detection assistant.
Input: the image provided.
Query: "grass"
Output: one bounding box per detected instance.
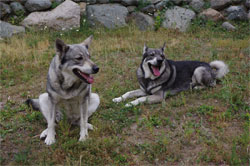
[0,19,249,165]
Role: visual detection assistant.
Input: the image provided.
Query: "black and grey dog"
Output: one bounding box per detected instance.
[113,43,229,107]
[26,36,100,145]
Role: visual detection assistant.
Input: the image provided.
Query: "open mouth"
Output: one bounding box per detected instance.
[149,64,161,76]
[73,69,94,84]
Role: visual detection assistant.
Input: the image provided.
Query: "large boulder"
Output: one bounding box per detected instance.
[190,0,204,12]
[21,0,80,30]
[130,12,154,31]
[0,2,11,19]
[86,4,128,29]
[211,0,231,10]
[0,21,25,38]
[25,0,51,12]
[162,6,196,32]
[199,8,224,21]
[10,2,26,15]
[225,6,248,21]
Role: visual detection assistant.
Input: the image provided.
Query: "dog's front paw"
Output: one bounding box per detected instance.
[79,129,88,142]
[40,129,48,139]
[112,97,122,103]
[44,134,56,145]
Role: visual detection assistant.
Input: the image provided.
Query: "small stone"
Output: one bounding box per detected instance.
[190,0,204,13]
[199,8,224,21]
[211,0,231,10]
[10,2,26,15]
[0,2,11,19]
[25,0,52,12]
[222,21,236,31]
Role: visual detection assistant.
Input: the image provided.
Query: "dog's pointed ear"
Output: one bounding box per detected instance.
[55,39,69,56]
[81,35,93,49]
[143,43,148,54]
[162,42,166,52]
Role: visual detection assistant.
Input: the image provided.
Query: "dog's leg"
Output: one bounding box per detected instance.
[125,94,164,107]
[86,93,100,130]
[79,101,88,141]
[88,93,100,118]
[39,93,57,145]
[113,89,146,103]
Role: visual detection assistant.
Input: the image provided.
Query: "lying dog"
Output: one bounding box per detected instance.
[113,43,229,107]
[26,36,100,145]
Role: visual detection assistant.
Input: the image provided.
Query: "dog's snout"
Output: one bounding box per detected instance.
[157,59,163,64]
[92,65,99,73]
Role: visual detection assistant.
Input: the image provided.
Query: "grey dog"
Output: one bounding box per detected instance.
[113,43,229,107]
[26,36,100,145]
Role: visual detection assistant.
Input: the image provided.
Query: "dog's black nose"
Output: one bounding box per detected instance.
[157,59,163,64]
[92,65,99,73]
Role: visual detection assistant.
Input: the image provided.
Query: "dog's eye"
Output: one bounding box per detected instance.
[76,57,83,61]
[150,53,154,56]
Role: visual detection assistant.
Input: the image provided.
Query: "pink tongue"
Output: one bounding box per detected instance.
[87,76,94,84]
[80,72,94,84]
[152,66,161,76]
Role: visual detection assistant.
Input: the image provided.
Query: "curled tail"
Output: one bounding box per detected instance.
[25,99,40,111]
[210,60,229,79]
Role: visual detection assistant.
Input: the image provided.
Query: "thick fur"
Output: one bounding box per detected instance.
[113,44,229,107]
[26,36,100,145]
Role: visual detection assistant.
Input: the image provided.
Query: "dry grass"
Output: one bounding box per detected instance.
[0,22,249,165]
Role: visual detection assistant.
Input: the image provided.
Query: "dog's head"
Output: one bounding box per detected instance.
[141,43,166,79]
[56,35,99,84]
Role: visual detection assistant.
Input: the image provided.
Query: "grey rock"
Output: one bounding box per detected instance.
[211,0,231,10]
[199,8,224,21]
[86,4,128,29]
[225,6,248,21]
[25,0,52,12]
[97,0,109,3]
[245,0,250,8]
[248,10,250,20]
[22,0,80,30]
[232,0,243,4]
[121,0,139,6]
[162,6,196,32]
[127,6,136,13]
[190,0,204,12]
[0,2,11,19]
[141,4,155,14]
[0,21,25,38]
[170,0,191,5]
[222,21,236,31]
[10,2,26,15]
[131,12,154,30]
[155,0,169,11]
[52,0,64,3]
[152,0,162,4]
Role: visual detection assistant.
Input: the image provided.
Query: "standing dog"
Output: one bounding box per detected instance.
[113,43,229,107]
[26,36,100,145]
